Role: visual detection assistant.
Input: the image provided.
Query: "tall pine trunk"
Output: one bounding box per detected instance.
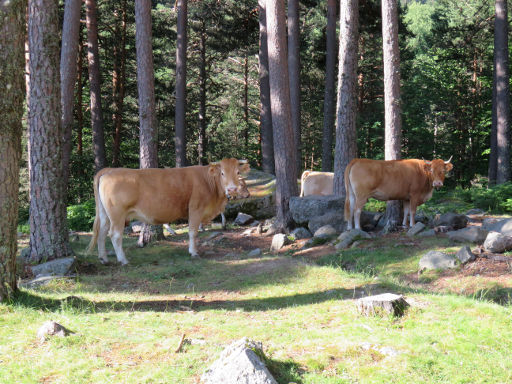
[258,0,274,174]
[175,0,188,167]
[288,0,301,174]
[321,0,337,172]
[0,0,25,301]
[333,0,358,198]
[86,0,106,172]
[135,0,164,246]
[266,0,298,231]
[28,0,72,262]
[382,0,402,228]
[197,18,207,165]
[76,27,84,156]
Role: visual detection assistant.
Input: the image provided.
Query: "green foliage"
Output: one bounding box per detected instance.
[66,199,96,231]
[469,182,512,212]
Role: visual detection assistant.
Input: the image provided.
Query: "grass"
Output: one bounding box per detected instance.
[3,231,512,384]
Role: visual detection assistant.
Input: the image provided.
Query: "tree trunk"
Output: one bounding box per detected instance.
[175,0,188,167]
[112,0,127,167]
[494,0,510,184]
[243,53,249,149]
[382,0,402,227]
[288,0,301,175]
[489,67,497,185]
[266,0,298,231]
[258,0,274,174]
[321,0,337,172]
[86,0,107,172]
[197,18,207,165]
[135,0,164,246]
[28,0,72,263]
[333,0,359,198]
[76,27,84,156]
[60,0,82,197]
[0,0,25,301]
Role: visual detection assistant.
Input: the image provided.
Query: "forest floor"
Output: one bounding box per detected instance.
[4,222,512,384]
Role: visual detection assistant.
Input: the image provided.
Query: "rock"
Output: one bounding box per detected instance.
[418,229,436,237]
[234,212,254,226]
[270,234,289,251]
[482,217,512,237]
[290,227,312,240]
[225,194,275,220]
[434,212,468,230]
[335,229,371,250]
[466,208,485,216]
[247,248,262,257]
[261,218,275,233]
[20,275,73,289]
[130,221,144,233]
[483,231,512,253]
[446,227,488,243]
[30,257,76,278]
[360,211,384,231]
[37,321,72,343]
[356,293,409,317]
[20,247,31,261]
[201,338,277,384]
[456,246,475,264]
[289,195,344,225]
[434,225,452,233]
[407,222,426,236]
[308,211,345,234]
[313,225,337,238]
[419,251,457,271]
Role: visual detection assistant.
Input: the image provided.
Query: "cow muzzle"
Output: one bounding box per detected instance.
[433,180,443,188]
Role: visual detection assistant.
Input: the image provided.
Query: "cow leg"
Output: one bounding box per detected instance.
[109,219,129,265]
[402,201,410,227]
[221,213,226,229]
[346,190,356,230]
[354,197,368,230]
[188,214,201,258]
[409,201,418,227]
[97,207,110,264]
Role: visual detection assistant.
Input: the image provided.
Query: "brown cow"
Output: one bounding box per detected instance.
[344,158,453,230]
[300,171,334,197]
[87,158,250,264]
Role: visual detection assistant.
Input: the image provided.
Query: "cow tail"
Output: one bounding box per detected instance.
[344,162,353,222]
[300,170,311,197]
[86,171,102,254]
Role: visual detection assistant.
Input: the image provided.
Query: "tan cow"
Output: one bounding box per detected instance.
[300,171,334,196]
[344,158,453,230]
[87,158,250,264]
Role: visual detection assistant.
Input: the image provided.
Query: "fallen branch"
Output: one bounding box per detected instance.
[175,333,186,353]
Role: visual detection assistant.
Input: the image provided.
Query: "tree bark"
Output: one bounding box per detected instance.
[266,0,298,231]
[288,0,301,174]
[197,17,207,165]
[86,0,106,172]
[135,0,164,246]
[382,0,402,227]
[258,0,274,174]
[321,0,337,172]
[60,0,82,198]
[175,0,188,167]
[0,0,25,301]
[76,27,84,156]
[333,0,359,198]
[28,0,72,262]
[494,0,510,184]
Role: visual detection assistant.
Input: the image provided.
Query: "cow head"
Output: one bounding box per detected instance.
[424,156,453,188]
[209,158,250,198]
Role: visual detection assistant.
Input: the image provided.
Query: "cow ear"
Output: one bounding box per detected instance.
[423,162,432,173]
[444,162,453,172]
[239,163,250,175]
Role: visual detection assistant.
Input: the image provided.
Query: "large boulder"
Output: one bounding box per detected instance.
[290,227,312,240]
[483,231,512,253]
[289,195,344,225]
[335,229,371,250]
[313,225,337,238]
[456,246,476,264]
[270,234,289,251]
[434,212,468,230]
[29,257,76,278]
[446,227,488,244]
[308,211,345,234]
[482,217,512,237]
[407,222,426,236]
[201,338,277,384]
[419,251,457,271]
[225,195,275,220]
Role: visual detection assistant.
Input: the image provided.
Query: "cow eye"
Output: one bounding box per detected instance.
[221,171,224,176]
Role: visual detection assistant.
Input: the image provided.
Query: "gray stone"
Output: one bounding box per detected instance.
[30,257,76,277]
[419,251,457,270]
[201,338,277,384]
[225,194,275,220]
[290,227,312,240]
[482,218,512,237]
[434,212,468,230]
[456,246,476,264]
[130,221,144,233]
[446,227,488,243]
[270,234,289,251]
[418,229,436,237]
[289,195,344,225]
[360,211,383,231]
[356,293,409,317]
[262,218,275,233]
[407,222,426,236]
[335,229,371,250]
[20,247,31,261]
[20,275,73,289]
[247,248,262,258]
[483,231,512,253]
[313,225,337,238]
[234,212,254,226]
[466,208,485,216]
[308,211,345,234]
[37,321,72,343]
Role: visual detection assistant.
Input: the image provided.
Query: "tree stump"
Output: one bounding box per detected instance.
[356,293,409,317]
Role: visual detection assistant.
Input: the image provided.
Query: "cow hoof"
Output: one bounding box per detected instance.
[99,258,109,265]
[190,253,201,259]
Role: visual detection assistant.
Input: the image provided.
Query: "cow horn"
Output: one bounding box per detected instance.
[444,155,453,164]
[238,159,248,164]
[210,161,219,165]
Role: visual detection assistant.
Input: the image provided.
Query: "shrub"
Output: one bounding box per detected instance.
[67,199,96,231]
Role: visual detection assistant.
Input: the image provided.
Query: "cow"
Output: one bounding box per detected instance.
[300,170,334,196]
[344,157,453,230]
[87,158,250,264]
